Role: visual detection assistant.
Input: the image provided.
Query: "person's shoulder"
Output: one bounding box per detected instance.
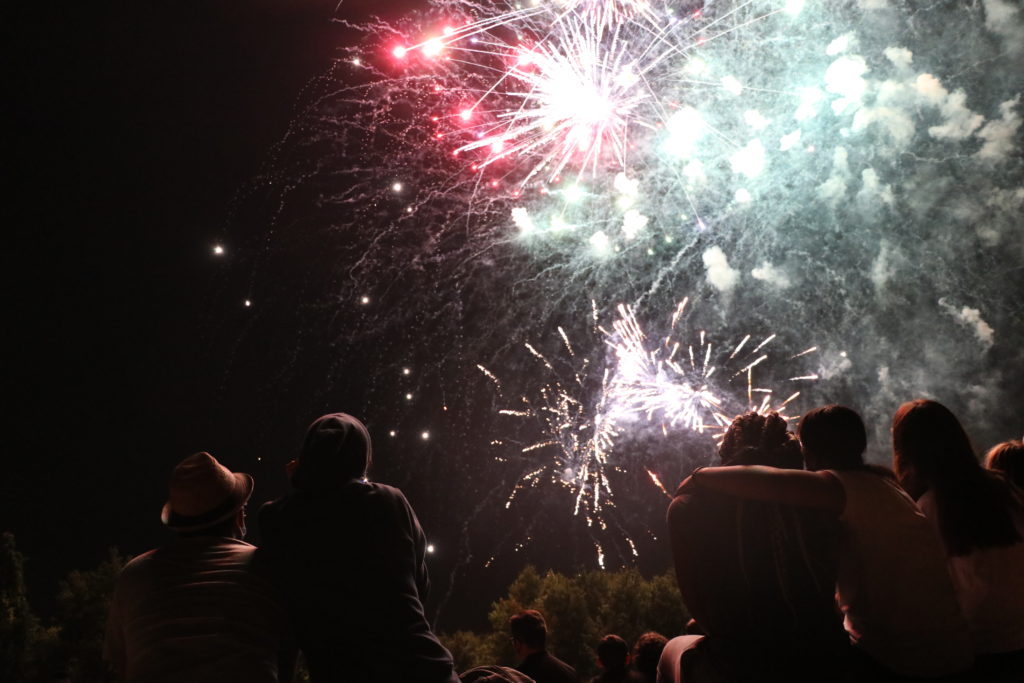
[361,481,414,512]
[547,652,579,676]
[827,465,894,485]
[258,493,297,519]
[258,496,282,516]
[118,547,159,576]
[219,537,258,554]
[257,495,287,531]
[668,488,730,526]
[363,481,404,498]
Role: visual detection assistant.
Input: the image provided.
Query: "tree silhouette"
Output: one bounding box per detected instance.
[442,565,688,678]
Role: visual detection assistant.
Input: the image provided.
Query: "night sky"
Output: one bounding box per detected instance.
[7,0,480,619]
[8,0,1024,633]
[10,0,658,633]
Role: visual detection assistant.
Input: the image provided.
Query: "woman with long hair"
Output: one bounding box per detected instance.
[892,400,1024,674]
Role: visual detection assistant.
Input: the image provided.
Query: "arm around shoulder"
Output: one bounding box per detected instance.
[691,466,845,514]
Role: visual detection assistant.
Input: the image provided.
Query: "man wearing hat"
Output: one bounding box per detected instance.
[104,452,292,682]
[259,412,459,683]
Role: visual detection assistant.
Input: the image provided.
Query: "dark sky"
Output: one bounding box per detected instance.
[7,0,456,617]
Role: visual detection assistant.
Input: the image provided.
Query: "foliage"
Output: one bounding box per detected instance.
[442,629,494,671]
[51,547,127,682]
[442,565,687,679]
[0,534,125,683]
[1,532,43,682]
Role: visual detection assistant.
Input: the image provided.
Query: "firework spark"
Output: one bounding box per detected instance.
[604,299,819,433]
[234,0,1023,571]
[605,299,724,432]
[394,0,785,185]
[481,298,819,567]
[481,326,619,523]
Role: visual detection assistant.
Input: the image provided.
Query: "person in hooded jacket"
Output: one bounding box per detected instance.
[259,413,459,683]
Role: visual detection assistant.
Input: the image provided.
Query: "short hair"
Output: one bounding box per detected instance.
[596,634,629,670]
[632,632,668,678]
[509,610,547,650]
[719,411,802,469]
[798,405,867,470]
[985,440,1024,490]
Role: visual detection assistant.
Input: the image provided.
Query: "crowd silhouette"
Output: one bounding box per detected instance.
[104,402,1024,682]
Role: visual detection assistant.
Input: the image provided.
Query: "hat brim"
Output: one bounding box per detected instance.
[160,472,254,531]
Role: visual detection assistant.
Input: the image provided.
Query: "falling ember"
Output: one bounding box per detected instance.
[646,469,672,499]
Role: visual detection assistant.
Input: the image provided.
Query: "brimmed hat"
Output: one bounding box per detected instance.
[291,413,372,490]
[160,452,254,531]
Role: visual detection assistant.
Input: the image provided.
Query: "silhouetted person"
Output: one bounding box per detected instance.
[588,635,640,683]
[630,632,666,683]
[681,405,973,681]
[893,400,1024,679]
[104,452,291,682]
[258,413,458,683]
[510,610,580,683]
[661,411,849,683]
[985,439,1024,490]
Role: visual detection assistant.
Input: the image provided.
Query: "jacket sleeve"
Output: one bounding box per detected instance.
[400,491,431,601]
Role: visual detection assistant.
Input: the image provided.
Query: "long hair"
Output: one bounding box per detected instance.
[892,399,1021,556]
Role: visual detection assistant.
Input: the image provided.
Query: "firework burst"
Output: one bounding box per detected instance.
[480,298,819,566]
[480,325,619,522]
[231,0,1024,572]
[393,0,787,186]
[604,298,819,435]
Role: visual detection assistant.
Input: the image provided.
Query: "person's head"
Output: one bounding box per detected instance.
[893,399,1021,555]
[161,452,253,539]
[596,634,629,671]
[985,440,1024,490]
[719,411,802,469]
[798,405,867,471]
[891,399,975,499]
[632,632,668,679]
[290,413,372,491]
[509,610,547,657]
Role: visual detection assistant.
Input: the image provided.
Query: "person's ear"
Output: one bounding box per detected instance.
[234,506,248,539]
